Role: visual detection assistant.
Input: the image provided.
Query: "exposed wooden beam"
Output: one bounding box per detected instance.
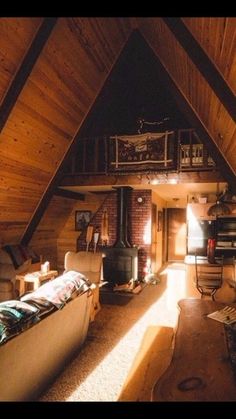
[54,188,85,201]
[89,190,116,194]
[0,17,58,133]
[21,28,136,246]
[162,17,236,122]
[60,171,225,188]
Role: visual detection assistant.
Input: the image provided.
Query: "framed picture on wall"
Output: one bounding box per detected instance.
[75,210,91,231]
[157,211,163,232]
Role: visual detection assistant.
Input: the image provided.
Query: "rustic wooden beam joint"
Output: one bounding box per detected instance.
[54,188,85,201]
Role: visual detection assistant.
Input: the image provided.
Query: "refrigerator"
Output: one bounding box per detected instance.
[187,219,215,256]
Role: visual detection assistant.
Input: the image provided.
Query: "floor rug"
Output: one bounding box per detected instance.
[100,289,134,305]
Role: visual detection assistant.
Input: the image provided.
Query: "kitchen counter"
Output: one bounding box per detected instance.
[184,255,235,265]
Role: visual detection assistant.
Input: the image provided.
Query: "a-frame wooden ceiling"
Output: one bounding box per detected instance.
[0,17,235,245]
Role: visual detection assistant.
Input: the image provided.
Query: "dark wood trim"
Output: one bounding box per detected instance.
[0,18,58,133]
[53,188,84,200]
[162,17,236,122]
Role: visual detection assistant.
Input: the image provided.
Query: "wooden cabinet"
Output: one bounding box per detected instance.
[187,203,216,221]
[187,203,236,221]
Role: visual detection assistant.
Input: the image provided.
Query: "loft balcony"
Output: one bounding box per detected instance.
[61,129,219,180]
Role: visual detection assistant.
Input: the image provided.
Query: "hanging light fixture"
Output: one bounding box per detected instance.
[207,183,231,216]
[219,185,236,203]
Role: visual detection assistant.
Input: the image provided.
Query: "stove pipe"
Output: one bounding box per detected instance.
[113,186,132,248]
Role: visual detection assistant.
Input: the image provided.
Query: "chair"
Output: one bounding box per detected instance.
[195,254,223,300]
[64,251,103,321]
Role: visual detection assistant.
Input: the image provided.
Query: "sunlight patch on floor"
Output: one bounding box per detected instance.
[166,264,187,310]
[63,262,191,401]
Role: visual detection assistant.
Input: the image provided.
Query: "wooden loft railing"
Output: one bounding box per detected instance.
[63,129,217,176]
[63,136,107,176]
[178,129,215,171]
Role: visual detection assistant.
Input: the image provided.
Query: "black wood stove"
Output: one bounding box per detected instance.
[102,187,138,286]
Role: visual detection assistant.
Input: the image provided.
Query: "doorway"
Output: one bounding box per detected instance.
[167,208,186,261]
[151,204,157,273]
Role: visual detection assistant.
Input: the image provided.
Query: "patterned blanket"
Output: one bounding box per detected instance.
[21,270,91,309]
[0,271,91,345]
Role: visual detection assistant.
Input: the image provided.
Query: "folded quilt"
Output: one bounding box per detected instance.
[21,270,91,309]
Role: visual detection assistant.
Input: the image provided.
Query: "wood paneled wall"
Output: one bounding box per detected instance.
[27,193,105,271]
[56,193,106,272]
[138,17,236,174]
[182,18,236,93]
[30,195,76,269]
[0,18,42,105]
[0,18,134,246]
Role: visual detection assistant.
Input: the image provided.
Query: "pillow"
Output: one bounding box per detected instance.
[0,300,40,345]
[22,270,91,309]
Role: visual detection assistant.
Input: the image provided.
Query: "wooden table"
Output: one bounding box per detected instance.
[15,270,58,295]
[152,299,236,401]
